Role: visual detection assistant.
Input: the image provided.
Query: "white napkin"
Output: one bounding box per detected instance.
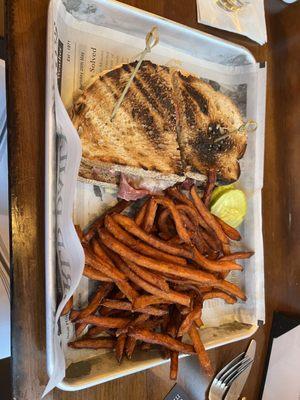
[196,0,267,45]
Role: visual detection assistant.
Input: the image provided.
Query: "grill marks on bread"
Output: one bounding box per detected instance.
[72,61,246,182]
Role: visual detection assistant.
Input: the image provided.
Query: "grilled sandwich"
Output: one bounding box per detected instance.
[70,60,247,183]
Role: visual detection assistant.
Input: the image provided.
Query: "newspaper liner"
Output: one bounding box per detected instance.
[44,0,266,395]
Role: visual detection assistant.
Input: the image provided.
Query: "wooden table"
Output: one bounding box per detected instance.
[7,0,300,399]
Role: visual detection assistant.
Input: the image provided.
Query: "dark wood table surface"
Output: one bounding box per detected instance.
[7,0,300,399]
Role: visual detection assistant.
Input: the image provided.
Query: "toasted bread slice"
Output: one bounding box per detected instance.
[70,61,183,176]
[173,70,246,183]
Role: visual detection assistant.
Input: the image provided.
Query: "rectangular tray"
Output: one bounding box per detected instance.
[45,0,262,392]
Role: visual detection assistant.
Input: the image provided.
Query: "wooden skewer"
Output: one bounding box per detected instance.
[213,119,257,143]
[110,26,159,121]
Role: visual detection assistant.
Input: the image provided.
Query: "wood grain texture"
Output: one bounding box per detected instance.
[7,0,300,399]
[0,0,4,37]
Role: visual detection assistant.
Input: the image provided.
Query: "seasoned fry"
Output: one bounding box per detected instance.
[189,324,213,376]
[143,198,158,233]
[69,337,116,350]
[178,298,202,337]
[114,256,191,307]
[99,229,217,285]
[75,283,113,321]
[86,326,107,338]
[84,247,125,281]
[83,265,113,282]
[153,197,190,243]
[214,215,242,241]
[125,336,137,359]
[219,251,254,262]
[176,204,210,233]
[70,309,80,321]
[116,314,150,337]
[133,295,171,310]
[82,199,131,243]
[61,296,73,316]
[75,322,88,337]
[213,280,246,301]
[191,186,229,248]
[141,342,152,350]
[78,315,131,329]
[170,351,179,380]
[193,248,242,273]
[101,299,168,317]
[203,169,217,207]
[112,214,193,258]
[134,198,149,226]
[128,327,195,354]
[200,228,221,252]
[194,317,203,328]
[115,334,126,363]
[105,215,187,266]
[126,262,170,293]
[202,290,236,304]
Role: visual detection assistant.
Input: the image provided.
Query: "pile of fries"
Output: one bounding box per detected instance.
[62,178,253,379]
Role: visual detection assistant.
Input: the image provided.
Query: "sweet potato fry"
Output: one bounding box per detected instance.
[193,248,242,273]
[105,215,187,266]
[75,283,113,321]
[115,333,126,363]
[85,246,125,282]
[69,337,116,350]
[214,215,242,241]
[86,326,107,338]
[61,296,73,316]
[112,214,193,258]
[191,186,229,249]
[106,251,190,307]
[202,290,236,304]
[143,198,158,233]
[134,198,150,226]
[194,317,203,328]
[82,199,131,243]
[101,299,168,317]
[200,228,221,252]
[70,309,80,321]
[178,299,202,337]
[75,323,88,337]
[176,204,210,232]
[170,351,179,380]
[153,196,190,243]
[128,327,195,354]
[219,251,254,262]
[189,323,213,376]
[203,169,217,207]
[126,262,170,293]
[99,229,217,285]
[213,280,246,301]
[83,265,113,282]
[141,342,152,350]
[125,336,137,359]
[133,295,171,310]
[78,315,131,329]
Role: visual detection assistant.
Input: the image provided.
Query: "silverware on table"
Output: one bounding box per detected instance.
[209,339,256,400]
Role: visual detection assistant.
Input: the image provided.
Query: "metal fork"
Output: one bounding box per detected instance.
[216,0,249,12]
[209,353,253,400]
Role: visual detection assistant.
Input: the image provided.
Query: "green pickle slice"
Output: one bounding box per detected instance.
[210,188,247,228]
[210,184,235,206]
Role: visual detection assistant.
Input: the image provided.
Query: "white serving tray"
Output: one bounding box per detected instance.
[45,0,264,392]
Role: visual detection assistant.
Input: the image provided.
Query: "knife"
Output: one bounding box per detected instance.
[224,339,256,400]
